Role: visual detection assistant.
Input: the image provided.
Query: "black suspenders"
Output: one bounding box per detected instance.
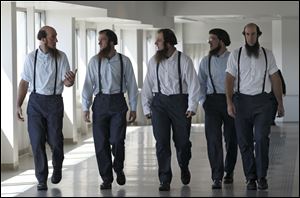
[33,49,58,95]
[98,53,124,95]
[156,51,182,94]
[237,47,268,93]
[208,55,217,94]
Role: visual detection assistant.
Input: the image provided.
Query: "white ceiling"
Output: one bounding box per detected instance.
[175,14,282,24]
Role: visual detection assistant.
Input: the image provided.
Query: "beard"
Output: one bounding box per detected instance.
[209,44,221,57]
[245,40,260,58]
[48,47,60,59]
[155,44,169,63]
[98,44,112,59]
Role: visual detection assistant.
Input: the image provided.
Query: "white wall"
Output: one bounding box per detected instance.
[281,17,299,122]
[182,21,273,51]
[1,2,18,168]
[64,1,174,28]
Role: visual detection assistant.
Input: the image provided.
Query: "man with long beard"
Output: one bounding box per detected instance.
[198,28,237,189]
[16,26,77,190]
[82,29,138,190]
[225,23,285,190]
[141,29,200,191]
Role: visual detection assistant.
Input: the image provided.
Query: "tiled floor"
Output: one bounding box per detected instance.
[1,123,299,197]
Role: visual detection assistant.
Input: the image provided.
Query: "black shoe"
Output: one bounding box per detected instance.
[159,182,170,191]
[257,177,268,190]
[212,180,222,189]
[181,168,191,185]
[100,182,112,190]
[37,182,48,191]
[223,172,234,184]
[51,168,62,184]
[246,179,257,190]
[116,171,126,185]
[271,121,276,126]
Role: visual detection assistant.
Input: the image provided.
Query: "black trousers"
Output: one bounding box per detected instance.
[27,93,64,183]
[151,93,192,184]
[92,93,128,183]
[270,92,278,124]
[203,94,237,181]
[233,93,272,180]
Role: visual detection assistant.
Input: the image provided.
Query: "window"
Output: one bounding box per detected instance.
[86,29,97,64]
[17,10,27,83]
[35,11,45,48]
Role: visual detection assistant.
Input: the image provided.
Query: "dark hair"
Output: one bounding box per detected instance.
[99,29,118,45]
[209,28,231,46]
[37,29,47,40]
[157,29,178,45]
[278,70,286,95]
[242,23,262,37]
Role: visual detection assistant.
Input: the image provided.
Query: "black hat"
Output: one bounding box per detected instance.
[209,28,231,46]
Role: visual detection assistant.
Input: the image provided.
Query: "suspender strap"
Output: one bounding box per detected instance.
[53,53,58,95]
[237,47,242,93]
[261,47,268,93]
[208,55,217,94]
[119,53,124,94]
[237,47,268,94]
[33,49,58,95]
[177,51,183,94]
[156,62,161,93]
[98,57,102,94]
[156,51,183,94]
[98,54,124,95]
[33,49,38,93]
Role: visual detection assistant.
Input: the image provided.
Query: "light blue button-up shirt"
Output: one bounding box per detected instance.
[198,51,230,105]
[82,53,138,112]
[21,47,70,95]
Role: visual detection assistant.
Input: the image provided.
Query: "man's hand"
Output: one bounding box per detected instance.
[128,111,136,123]
[83,111,91,123]
[64,69,77,87]
[186,111,195,118]
[227,102,236,118]
[17,106,24,121]
[277,104,285,117]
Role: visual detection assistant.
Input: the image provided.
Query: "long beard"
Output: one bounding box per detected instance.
[245,40,260,58]
[47,46,60,59]
[155,46,169,63]
[99,44,112,59]
[209,44,221,56]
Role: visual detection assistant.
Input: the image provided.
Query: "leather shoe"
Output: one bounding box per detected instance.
[100,182,112,190]
[257,177,268,190]
[51,169,62,184]
[212,180,222,189]
[247,179,257,190]
[181,168,191,185]
[159,182,170,191]
[223,172,234,184]
[116,170,126,185]
[37,182,48,191]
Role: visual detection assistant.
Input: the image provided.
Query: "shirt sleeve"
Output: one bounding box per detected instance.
[267,50,279,75]
[184,56,200,113]
[226,51,237,77]
[124,56,138,111]
[198,57,208,106]
[141,60,155,115]
[61,52,71,81]
[21,54,33,83]
[82,58,95,112]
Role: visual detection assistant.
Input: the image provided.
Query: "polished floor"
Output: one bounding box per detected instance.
[1,123,299,197]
